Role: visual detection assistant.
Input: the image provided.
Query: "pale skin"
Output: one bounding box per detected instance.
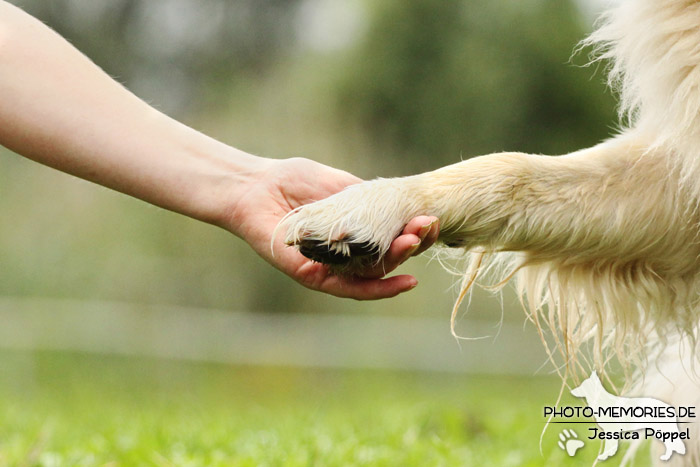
[0,1,439,300]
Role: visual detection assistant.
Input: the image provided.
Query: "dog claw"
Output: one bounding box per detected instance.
[297,240,350,265]
[347,242,378,256]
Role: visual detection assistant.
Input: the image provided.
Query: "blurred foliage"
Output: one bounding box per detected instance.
[11,0,302,115]
[336,0,617,173]
[1,0,618,314]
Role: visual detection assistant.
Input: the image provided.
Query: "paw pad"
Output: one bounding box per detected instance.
[293,239,379,266]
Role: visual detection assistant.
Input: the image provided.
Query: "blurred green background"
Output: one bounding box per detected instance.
[0,0,645,465]
[0,0,617,313]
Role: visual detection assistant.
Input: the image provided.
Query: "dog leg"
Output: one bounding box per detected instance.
[283,131,694,275]
[281,131,700,369]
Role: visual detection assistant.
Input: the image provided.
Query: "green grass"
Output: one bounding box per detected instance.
[0,350,650,466]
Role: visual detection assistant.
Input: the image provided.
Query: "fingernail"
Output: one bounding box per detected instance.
[408,278,418,289]
[419,220,437,240]
[407,242,421,256]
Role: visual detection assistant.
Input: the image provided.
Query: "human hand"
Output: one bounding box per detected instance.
[0,2,435,300]
[228,157,439,299]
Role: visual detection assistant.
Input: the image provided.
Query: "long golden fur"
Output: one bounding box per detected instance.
[280,0,700,464]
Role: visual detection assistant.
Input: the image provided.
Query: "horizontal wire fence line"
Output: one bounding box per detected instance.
[0,297,550,374]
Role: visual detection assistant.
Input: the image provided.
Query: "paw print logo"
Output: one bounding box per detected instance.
[558,429,584,457]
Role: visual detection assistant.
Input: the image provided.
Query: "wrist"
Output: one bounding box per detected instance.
[137,113,272,233]
[191,142,273,233]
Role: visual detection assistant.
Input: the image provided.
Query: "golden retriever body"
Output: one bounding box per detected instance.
[281,1,700,463]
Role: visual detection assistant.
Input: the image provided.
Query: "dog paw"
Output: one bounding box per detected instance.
[280,177,425,271]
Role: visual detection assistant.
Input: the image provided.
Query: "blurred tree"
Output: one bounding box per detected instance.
[335,0,617,173]
[9,0,302,116]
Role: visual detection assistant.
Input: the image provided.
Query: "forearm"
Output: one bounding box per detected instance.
[0,1,264,227]
[428,136,683,263]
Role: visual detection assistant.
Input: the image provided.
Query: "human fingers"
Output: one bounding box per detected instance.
[406,216,439,256]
